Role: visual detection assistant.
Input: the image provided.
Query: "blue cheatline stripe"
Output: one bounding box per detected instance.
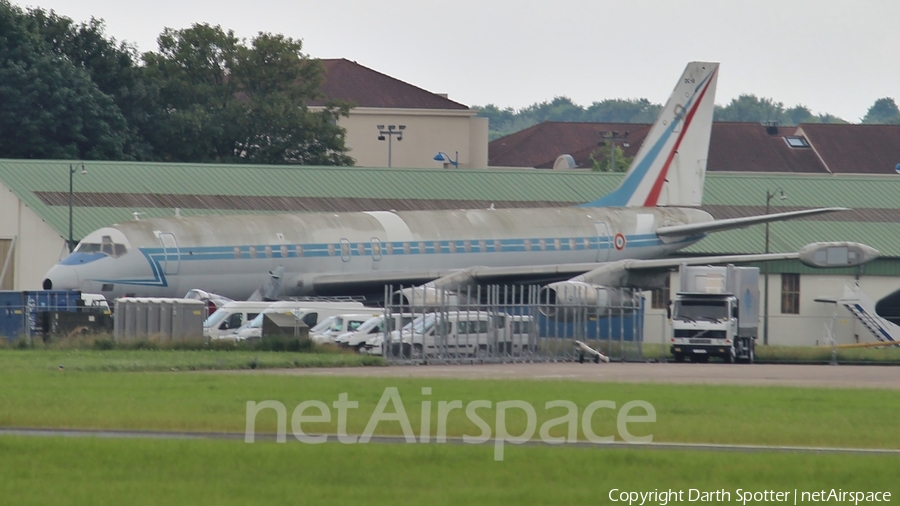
[89,233,700,288]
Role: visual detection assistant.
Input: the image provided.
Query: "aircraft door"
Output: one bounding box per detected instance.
[594,222,610,262]
[158,232,180,275]
[371,238,382,269]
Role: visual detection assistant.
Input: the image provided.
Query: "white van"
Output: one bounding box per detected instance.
[389,311,511,359]
[334,313,416,352]
[311,313,380,344]
[203,301,275,340]
[231,302,369,341]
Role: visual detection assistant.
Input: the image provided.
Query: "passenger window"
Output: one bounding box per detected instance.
[554,238,561,250]
[494,240,502,251]
[302,312,318,327]
[386,243,394,255]
[524,239,531,251]
[464,241,471,252]
[569,238,576,250]
[418,242,425,254]
[281,245,288,258]
[539,239,546,251]
[114,244,127,256]
[234,247,241,259]
[583,238,590,249]
[403,242,411,254]
[448,242,456,253]
[265,246,272,258]
[341,242,351,257]
[249,246,257,258]
[479,240,486,251]
[296,245,303,257]
[328,244,335,256]
[433,241,440,253]
[357,243,366,256]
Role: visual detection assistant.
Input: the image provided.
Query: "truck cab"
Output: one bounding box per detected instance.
[670,265,758,364]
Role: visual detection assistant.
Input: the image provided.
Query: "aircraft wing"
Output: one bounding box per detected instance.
[572,242,879,287]
[309,242,878,296]
[656,207,849,239]
[309,263,602,296]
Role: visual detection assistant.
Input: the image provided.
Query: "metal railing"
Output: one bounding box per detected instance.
[378,284,644,365]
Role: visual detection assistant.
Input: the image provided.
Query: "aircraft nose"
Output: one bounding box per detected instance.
[42,265,80,290]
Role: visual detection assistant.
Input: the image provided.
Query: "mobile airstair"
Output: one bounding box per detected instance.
[838,282,900,345]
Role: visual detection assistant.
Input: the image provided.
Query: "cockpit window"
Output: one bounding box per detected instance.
[76,236,128,258]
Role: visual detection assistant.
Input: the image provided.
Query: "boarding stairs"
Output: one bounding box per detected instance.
[839,282,900,346]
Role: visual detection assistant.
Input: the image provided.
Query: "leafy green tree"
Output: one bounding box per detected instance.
[0,0,129,159]
[861,98,900,124]
[23,8,159,159]
[590,145,631,172]
[142,23,352,164]
[584,98,662,123]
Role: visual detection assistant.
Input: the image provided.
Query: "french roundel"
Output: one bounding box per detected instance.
[613,233,626,251]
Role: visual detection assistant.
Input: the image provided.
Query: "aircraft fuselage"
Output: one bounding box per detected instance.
[44,206,712,300]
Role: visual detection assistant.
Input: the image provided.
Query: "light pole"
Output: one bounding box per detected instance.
[68,162,87,252]
[376,125,405,167]
[763,187,786,345]
[433,151,459,169]
[598,131,630,172]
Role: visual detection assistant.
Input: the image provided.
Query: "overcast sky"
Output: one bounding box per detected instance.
[20,0,900,121]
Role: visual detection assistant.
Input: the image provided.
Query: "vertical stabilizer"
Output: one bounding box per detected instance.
[583,62,718,208]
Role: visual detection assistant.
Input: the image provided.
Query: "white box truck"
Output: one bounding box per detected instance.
[670,264,759,364]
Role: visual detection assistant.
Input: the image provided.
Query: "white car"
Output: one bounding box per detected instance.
[311,313,378,344]
[334,313,416,353]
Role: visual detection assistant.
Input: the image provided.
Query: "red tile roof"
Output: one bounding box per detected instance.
[309,59,470,110]
[798,124,900,175]
[489,121,900,174]
[488,122,649,168]
[707,123,827,173]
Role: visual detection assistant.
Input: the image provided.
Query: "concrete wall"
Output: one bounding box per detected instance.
[330,107,488,169]
[641,271,900,348]
[0,182,67,290]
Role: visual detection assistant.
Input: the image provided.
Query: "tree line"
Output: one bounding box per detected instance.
[476,94,900,141]
[0,1,353,164]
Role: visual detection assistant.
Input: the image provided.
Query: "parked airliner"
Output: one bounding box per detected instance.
[42,62,878,304]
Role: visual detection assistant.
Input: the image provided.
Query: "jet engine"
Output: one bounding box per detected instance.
[539,281,640,319]
[393,285,464,310]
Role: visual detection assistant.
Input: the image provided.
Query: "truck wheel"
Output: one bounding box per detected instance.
[356,343,367,354]
[674,354,685,363]
[578,353,585,364]
[746,346,755,364]
[724,350,734,364]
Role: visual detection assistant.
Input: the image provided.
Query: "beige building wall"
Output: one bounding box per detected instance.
[642,271,900,349]
[318,107,488,169]
[0,182,68,290]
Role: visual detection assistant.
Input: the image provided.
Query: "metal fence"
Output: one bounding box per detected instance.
[380,284,645,364]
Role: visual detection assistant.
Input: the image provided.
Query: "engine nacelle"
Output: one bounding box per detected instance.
[394,285,462,310]
[539,281,640,319]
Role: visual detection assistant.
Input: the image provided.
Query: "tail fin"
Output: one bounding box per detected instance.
[583,62,718,208]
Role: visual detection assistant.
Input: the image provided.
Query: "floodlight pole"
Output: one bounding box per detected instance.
[598,131,630,172]
[67,162,86,253]
[377,125,406,168]
[763,187,786,346]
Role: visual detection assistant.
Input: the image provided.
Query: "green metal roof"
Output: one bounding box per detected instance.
[1,160,898,258]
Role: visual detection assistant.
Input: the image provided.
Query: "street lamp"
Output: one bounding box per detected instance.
[598,131,630,172]
[68,162,87,253]
[763,187,787,345]
[376,125,405,167]
[433,151,459,169]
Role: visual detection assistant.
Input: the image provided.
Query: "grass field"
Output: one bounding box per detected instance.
[1,350,898,449]
[2,349,898,504]
[1,436,897,506]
